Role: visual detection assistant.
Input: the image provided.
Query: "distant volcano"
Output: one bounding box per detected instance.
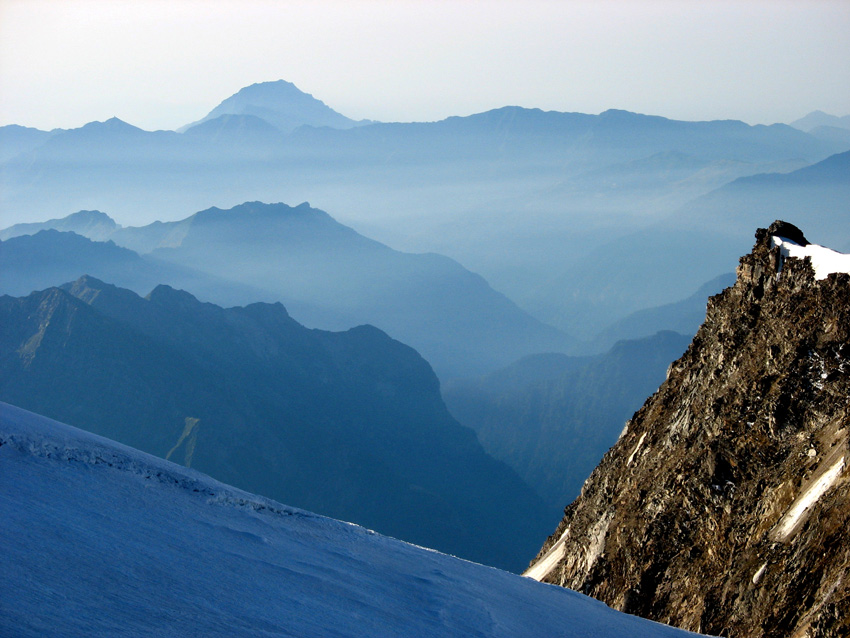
[179,79,369,133]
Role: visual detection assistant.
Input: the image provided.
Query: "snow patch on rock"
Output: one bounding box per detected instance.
[772,455,845,541]
[772,236,850,280]
[627,432,648,466]
[524,526,571,582]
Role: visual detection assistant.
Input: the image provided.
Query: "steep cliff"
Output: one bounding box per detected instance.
[526,221,850,637]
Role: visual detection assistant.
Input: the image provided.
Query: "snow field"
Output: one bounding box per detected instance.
[0,402,701,637]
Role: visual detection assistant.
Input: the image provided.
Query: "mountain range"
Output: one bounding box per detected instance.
[530,150,850,339]
[4,78,850,636]
[3,95,840,232]
[3,80,848,344]
[0,276,551,572]
[0,228,274,306]
[445,330,692,509]
[0,201,573,380]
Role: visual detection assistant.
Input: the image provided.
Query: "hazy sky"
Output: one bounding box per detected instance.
[1,0,848,131]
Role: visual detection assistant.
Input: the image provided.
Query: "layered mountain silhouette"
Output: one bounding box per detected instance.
[683,149,850,242]
[179,80,367,133]
[3,81,848,346]
[3,95,844,231]
[180,112,289,154]
[445,331,691,509]
[0,209,118,242]
[590,273,736,349]
[1,202,572,379]
[0,276,552,572]
[520,151,803,225]
[0,124,58,161]
[0,229,273,307]
[529,150,850,340]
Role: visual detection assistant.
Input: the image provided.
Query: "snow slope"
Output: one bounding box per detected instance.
[0,402,700,638]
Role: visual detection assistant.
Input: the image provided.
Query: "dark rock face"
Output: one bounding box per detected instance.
[526,221,850,637]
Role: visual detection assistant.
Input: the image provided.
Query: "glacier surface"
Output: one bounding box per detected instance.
[0,402,701,637]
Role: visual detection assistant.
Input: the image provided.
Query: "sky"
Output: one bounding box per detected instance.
[0,0,848,131]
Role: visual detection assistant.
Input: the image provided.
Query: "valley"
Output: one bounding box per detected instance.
[2,27,849,633]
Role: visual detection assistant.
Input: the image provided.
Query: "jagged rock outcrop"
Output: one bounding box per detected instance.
[526,221,850,637]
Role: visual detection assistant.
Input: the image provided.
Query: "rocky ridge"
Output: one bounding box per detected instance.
[526,221,850,637]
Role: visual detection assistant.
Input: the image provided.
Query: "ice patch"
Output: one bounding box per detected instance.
[524,526,571,582]
[627,432,647,466]
[772,236,850,280]
[772,455,845,541]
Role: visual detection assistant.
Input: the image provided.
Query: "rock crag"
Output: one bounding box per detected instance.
[526,221,850,637]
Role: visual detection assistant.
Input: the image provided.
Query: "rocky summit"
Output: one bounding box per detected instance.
[525,221,850,637]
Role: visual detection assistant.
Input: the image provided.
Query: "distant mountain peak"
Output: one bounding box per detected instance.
[61,275,122,305]
[599,108,637,117]
[81,117,142,133]
[145,283,203,308]
[65,209,118,226]
[597,108,659,120]
[62,274,132,298]
[0,209,119,242]
[188,201,325,227]
[233,79,315,99]
[790,110,850,133]
[180,79,368,134]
